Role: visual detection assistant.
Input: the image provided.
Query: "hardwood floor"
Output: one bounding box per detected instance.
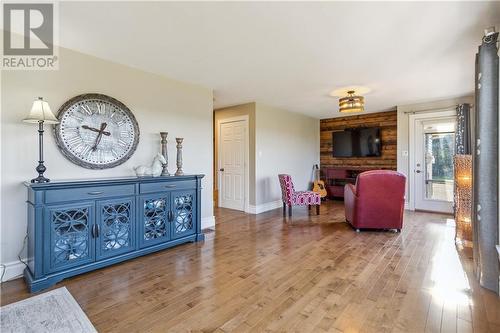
[2,200,499,332]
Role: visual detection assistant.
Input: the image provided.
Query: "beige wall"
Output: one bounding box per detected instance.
[214,103,256,205]
[214,102,320,211]
[1,47,214,279]
[255,103,319,206]
[397,95,474,207]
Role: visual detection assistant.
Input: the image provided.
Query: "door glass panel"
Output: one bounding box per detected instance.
[174,194,194,234]
[143,198,168,240]
[52,207,90,266]
[101,202,131,251]
[424,132,455,202]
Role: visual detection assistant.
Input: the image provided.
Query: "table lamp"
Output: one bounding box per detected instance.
[23,97,59,183]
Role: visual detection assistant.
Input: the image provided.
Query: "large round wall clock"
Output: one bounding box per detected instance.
[54,93,140,169]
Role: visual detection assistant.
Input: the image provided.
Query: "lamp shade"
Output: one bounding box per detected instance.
[23,97,59,124]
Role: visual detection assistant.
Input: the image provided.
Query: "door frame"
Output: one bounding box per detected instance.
[216,115,249,212]
[408,109,456,212]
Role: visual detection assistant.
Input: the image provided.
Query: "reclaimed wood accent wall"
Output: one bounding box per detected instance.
[320,110,397,170]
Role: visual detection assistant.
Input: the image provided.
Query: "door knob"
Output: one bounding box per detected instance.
[415,170,422,173]
[220,168,225,172]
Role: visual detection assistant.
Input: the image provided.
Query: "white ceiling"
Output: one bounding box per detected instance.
[59,1,500,119]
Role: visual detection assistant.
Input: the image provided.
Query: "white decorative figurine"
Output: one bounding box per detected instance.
[134,153,166,177]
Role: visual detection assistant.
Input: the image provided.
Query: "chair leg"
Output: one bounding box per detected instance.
[316,204,320,215]
[308,205,311,211]
[283,203,286,217]
[288,205,292,217]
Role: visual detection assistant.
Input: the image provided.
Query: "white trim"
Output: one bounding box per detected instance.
[408,109,456,212]
[247,200,283,214]
[217,115,250,212]
[1,259,26,283]
[201,216,216,229]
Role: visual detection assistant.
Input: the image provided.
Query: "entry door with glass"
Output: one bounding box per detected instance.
[414,118,456,213]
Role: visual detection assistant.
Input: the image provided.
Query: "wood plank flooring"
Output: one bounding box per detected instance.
[1,200,499,332]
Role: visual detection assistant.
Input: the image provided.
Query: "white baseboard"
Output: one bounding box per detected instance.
[201,215,216,229]
[1,259,26,283]
[247,200,282,215]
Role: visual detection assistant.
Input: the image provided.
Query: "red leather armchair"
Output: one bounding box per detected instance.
[344,170,406,232]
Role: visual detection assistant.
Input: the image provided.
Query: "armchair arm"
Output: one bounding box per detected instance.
[345,183,356,196]
[344,184,357,223]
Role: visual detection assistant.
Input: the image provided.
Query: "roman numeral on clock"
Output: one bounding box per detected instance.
[96,102,106,115]
[117,139,129,150]
[81,104,93,116]
[63,127,79,134]
[115,119,126,126]
[120,131,131,138]
[80,145,92,158]
[65,136,82,146]
[70,113,84,122]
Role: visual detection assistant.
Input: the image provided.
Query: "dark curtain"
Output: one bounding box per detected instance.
[455,104,471,154]
[473,31,499,293]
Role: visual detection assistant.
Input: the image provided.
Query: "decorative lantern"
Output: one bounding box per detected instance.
[454,155,472,246]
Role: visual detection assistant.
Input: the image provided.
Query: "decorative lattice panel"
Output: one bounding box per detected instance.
[174,194,193,233]
[52,208,90,265]
[101,202,131,252]
[454,155,472,246]
[143,198,168,240]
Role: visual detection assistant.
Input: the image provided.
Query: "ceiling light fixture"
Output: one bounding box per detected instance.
[339,90,364,113]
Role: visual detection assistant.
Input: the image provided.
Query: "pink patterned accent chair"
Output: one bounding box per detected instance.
[344,170,406,232]
[278,174,321,217]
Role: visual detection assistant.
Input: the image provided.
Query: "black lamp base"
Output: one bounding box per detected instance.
[31,175,50,183]
[31,160,49,183]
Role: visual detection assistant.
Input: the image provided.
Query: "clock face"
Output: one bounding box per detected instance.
[54,94,140,169]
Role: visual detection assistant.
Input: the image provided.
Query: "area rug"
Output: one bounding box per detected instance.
[0,287,97,333]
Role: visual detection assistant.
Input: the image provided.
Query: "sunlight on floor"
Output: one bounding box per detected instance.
[429,219,471,307]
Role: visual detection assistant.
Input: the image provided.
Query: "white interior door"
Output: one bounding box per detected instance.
[414,118,456,213]
[219,120,246,211]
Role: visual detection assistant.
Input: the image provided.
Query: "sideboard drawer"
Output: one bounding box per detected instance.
[140,180,196,194]
[45,184,135,203]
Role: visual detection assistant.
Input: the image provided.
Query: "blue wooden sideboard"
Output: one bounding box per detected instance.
[24,175,205,292]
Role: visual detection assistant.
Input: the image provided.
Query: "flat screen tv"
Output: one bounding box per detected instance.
[332,127,381,157]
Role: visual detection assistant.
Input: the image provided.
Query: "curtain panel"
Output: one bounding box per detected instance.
[473,31,499,293]
[455,103,471,154]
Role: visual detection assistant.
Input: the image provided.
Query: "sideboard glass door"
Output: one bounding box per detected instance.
[171,190,196,239]
[139,193,171,248]
[45,202,95,273]
[96,197,135,260]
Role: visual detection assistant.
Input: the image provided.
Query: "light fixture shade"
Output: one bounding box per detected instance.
[339,90,364,113]
[23,97,59,124]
